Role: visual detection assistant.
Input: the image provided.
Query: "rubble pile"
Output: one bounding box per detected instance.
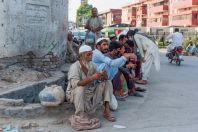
[0,65,51,84]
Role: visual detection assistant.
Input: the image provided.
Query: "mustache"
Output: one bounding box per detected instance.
[101,49,109,53]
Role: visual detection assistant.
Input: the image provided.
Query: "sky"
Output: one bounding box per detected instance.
[68,0,132,22]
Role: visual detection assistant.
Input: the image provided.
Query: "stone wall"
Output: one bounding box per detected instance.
[0,0,68,63]
[22,51,60,69]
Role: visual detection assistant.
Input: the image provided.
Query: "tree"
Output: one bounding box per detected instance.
[76,4,92,27]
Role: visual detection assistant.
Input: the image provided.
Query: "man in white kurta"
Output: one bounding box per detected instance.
[134,33,160,84]
[166,28,183,52]
[66,45,115,122]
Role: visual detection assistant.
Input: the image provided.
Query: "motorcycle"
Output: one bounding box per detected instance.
[166,46,184,66]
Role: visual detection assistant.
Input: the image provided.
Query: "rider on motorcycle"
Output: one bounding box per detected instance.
[166,28,184,53]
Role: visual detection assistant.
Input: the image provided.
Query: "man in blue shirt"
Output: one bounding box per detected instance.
[92,38,135,81]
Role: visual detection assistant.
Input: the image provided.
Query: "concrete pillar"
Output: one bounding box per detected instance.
[0,0,68,62]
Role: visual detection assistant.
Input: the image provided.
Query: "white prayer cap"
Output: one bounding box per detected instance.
[96,38,107,45]
[79,45,92,54]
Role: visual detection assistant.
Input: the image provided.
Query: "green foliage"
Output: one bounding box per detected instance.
[76,4,92,27]
[157,41,169,47]
[183,32,198,51]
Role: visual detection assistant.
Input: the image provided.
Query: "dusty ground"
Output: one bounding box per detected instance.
[0,65,52,93]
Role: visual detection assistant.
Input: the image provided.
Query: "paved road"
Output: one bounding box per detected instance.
[82,52,198,132]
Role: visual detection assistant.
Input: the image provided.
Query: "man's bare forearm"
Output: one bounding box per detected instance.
[77,76,93,86]
[85,24,91,30]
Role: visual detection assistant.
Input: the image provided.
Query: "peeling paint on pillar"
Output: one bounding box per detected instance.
[0,0,68,62]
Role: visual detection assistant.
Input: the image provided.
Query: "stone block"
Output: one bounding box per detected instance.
[0,98,25,106]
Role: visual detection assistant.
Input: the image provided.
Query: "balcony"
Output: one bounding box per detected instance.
[148,16,169,27]
[172,10,193,16]
[148,20,168,27]
[171,11,198,27]
[149,5,168,13]
[172,0,198,9]
[171,19,192,27]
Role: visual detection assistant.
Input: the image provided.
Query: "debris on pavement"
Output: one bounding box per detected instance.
[113,124,126,129]
[21,122,39,129]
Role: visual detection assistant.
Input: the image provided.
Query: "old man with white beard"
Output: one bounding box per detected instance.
[66,45,116,127]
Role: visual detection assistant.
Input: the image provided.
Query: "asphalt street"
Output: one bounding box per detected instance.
[84,51,198,132]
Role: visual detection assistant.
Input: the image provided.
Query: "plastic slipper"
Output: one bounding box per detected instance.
[103,113,116,122]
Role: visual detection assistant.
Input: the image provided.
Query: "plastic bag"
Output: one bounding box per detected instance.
[39,85,65,106]
[110,95,118,111]
[85,31,95,44]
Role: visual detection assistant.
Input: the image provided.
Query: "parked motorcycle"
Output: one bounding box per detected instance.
[166,46,184,66]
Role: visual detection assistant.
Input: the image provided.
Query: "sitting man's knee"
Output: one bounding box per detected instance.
[74,86,85,96]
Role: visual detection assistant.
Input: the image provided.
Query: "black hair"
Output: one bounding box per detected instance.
[109,41,122,51]
[126,40,135,47]
[109,35,117,40]
[134,28,139,33]
[175,28,179,32]
[126,30,135,37]
[119,34,126,41]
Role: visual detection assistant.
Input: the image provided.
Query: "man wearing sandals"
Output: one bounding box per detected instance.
[66,45,116,127]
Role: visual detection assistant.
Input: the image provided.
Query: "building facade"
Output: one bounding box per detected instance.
[170,0,198,27]
[99,9,122,27]
[121,0,198,27]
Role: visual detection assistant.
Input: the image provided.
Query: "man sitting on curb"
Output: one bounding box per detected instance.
[66,45,115,130]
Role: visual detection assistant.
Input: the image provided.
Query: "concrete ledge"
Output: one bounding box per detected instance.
[0,71,70,118]
[0,71,65,103]
[0,98,25,106]
[0,102,74,118]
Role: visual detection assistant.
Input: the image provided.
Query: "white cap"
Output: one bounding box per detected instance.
[79,45,92,54]
[96,38,106,45]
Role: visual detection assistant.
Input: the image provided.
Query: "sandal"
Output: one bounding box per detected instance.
[129,92,144,97]
[135,80,147,85]
[135,87,146,92]
[115,96,126,101]
[103,113,116,122]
